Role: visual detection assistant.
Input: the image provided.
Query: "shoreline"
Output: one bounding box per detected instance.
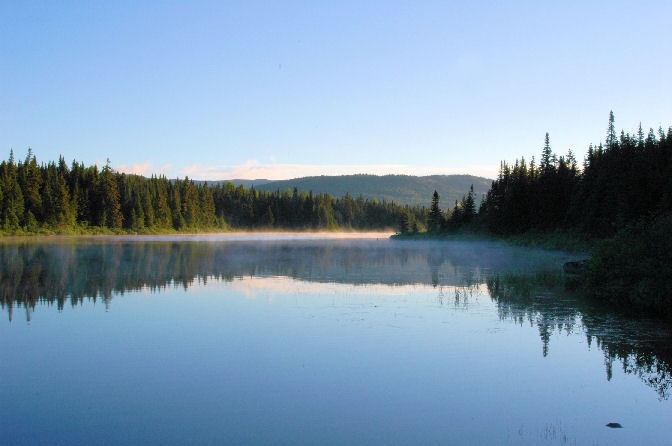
[0,230,397,242]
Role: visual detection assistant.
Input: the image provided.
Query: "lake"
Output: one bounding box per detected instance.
[1,234,671,445]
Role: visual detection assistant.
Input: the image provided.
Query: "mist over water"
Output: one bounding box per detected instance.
[1,234,671,445]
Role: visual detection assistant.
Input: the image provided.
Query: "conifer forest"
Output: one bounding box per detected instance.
[409,112,672,318]
[0,151,423,234]
[2,112,671,317]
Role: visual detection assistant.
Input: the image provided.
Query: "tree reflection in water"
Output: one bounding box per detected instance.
[488,272,672,400]
[0,237,551,317]
[2,237,671,399]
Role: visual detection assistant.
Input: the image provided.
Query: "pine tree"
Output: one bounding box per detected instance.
[151,176,172,228]
[637,122,645,148]
[540,132,555,174]
[19,148,43,227]
[42,161,74,228]
[463,184,476,222]
[0,150,25,230]
[96,159,123,228]
[398,211,410,234]
[198,183,216,228]
[427,190,443,232]
[606,110,617,148]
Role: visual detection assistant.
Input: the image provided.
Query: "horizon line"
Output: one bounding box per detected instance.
[115,161,499,182]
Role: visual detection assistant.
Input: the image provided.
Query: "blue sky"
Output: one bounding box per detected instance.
[2,1,670,180]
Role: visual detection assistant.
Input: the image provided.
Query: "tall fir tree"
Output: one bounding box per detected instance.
[606,110,617,148]
[427,190,443,232]
[96,159,123,228]
[0,150,24,230]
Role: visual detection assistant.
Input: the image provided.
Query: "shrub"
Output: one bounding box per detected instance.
[585,212,672,318]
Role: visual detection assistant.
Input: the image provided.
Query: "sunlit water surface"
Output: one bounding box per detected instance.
[1,235,671,445]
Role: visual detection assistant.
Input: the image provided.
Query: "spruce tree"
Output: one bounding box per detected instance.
[427,190,442,232]
[540,132,555,174]
[606,110,617,148]
[398,211,410,234]
[97,159,123,228]
[463,184,476,223]
[0,151,24,230]
[19,148,43,226]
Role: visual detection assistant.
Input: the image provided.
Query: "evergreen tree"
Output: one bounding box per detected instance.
[169,181,185,229]
[95,159,123,228]
[0,151,25,230]
[427,190,443,232]
[19,148,43,228]
[180,178,200,228]
[637,123,645,148]
[198,183,216,228]
[463,184,476,222]
[398,212,410,234]
[540,132,554,174]
[151,176,172,228]
[606,110,617,148]
[41,161,74,227]
[0,151,420,233]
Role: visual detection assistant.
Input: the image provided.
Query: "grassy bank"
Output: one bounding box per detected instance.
[0,224,232,237]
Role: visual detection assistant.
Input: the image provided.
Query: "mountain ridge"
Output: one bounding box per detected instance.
[208,174,492,208]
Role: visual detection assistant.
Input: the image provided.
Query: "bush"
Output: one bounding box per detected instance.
[585,212,672,318]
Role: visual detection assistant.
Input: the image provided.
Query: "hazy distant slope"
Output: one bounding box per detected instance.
[204,179,272,188]
[253,174,492,207]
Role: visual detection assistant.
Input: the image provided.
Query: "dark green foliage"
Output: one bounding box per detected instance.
[432,111,671,319]
[584,212,672,318]
[0,151,421,234]
[606,110,617,148]
[0,151,24,231]
[427,190,443,232]
[95,160,123,228]
[252,174,492,207]
[475,113,672,239]
[447,184,477,231]
[570,123,672,237]
[41,160,75,228]
[19,148,43,227]
[478,134,580,235]
[398,212,410,234]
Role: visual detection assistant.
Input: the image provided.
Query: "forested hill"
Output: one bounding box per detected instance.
[246,174,492,207]
[0,152,431,234]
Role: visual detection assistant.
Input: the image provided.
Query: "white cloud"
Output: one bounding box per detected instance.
[116,162,153,176]
[117,162,172,177]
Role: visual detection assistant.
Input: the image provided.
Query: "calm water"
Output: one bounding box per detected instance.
[1,235,671,445]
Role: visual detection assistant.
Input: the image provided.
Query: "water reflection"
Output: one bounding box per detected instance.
[2,236,671,400]
[488,272,581,357]
[488,272,672,400]
[0,237,563,318]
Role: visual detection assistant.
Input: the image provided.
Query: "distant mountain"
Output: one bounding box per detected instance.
[203,179,272,188]
[229,179,273,188]
[238,174,493,208]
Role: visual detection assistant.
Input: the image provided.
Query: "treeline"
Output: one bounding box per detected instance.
[213,184,424,230]
[482,111,672,237]
[254,173,492,208]
[414,112,672,239]
[0,150,424,233]
[413,111,672,318]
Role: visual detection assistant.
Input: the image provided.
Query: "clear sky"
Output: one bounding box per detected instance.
[2,1,670,180]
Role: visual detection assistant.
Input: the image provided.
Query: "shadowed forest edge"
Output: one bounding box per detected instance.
[397,112,672,319]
